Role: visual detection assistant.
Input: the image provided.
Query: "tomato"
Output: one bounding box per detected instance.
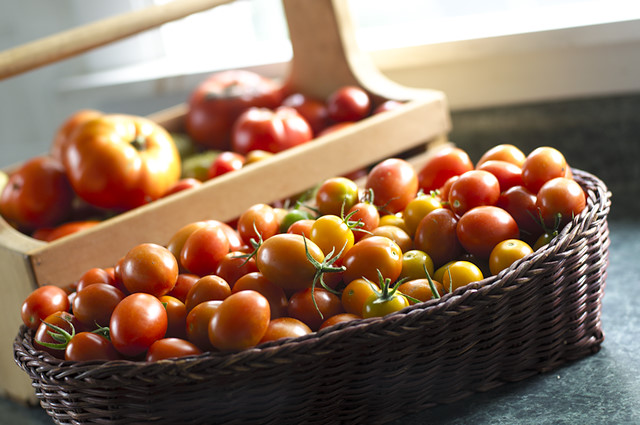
[236,203,279,246]
[259,317,312,343]
[378,214,409,233]
[231,106,313,155]
[287,287,344,331]
[21,285,70,330]
[184,275,231,312]
[347,201,380,242]
[163,178,202,197]
[232,272,289,319]
[72,283,125,329]
[33,220,101,242]
[456,206,520,260]
[319,313,361,330]
[208,151,245,179]
[341,278,379,316]
[166,273,200,303]
[63,114,181,210]
[342,236,403,284]
[414,208,462,268]
[158,295,188,339]
[448,170,501,216]
[365,158,418,214]
[286,218,315,237]
[110,293,168,358]
[33,311,80,358]
[209,290,271,351]
[66,332,121,362]
[186,300,221,351]
[476,144,526,168]
[362,283,409,318]
[120,243,178,297]
[310,214,354,259]
[50,109,103,161]
[476,160,523,192]
[496,185,541,240]
[365,225,413,253]
[326,86,371,122]
[438,175,459,203]
[536,177,586,228]
[417,147,474,193]
[437,260,484,293]
[180,222,230,276]
[489,239,534,275]
[186,70,283,150]
[521,146,569,193]
[280,208,315,233]
[0,156,74,231]
[281,92,330,135]
[397,278,444,304]
[215,251,258,288]
[399,249,435,281]
[402,193,442,237]
[75,267,116,292]
[315,177,359,217]
[373,100,403,115]
[145,338,202,362]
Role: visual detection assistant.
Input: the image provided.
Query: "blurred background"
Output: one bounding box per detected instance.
[1,0,640,168]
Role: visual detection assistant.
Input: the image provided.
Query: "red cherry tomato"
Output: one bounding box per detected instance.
[208,151,245,179]
[448,170,501,216]
[282,92,330,135]
[236,203,279,246]
[120,243,179,297]
[65,332,121,362]
[166,273,200,303]
[319,313,361,330]
[184,274,231,312]
[186,300,221,351]
[287,287,344,331]
[476,160,523,192]
[476,144,526,168]
[315,176,359,217]
[365,158,418,214]
[158,295,188,339]
[259,317,312,343]
[180,223,230,276]
[417,147,474,194]
[21,285,70,330]
[413,208,463,268]
[342,236,403,284]
[521,146,569,193]
[536,177,586,228]
[232,272,289,319]
[72,283,125,329]
[33,311,81,358]
[145,338,202,362]
[373,100,403,115]
[33,220,101,242]
[456,206,520,260]
[496,185,542,241]
[326,86,371,122]
[215,252,258,289]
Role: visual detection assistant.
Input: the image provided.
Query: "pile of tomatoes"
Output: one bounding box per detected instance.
[20,143,586,363]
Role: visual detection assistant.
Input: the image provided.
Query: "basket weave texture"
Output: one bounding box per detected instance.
[14,169,611,425]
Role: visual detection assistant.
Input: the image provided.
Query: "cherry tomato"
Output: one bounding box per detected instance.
[489,239,534,275]
[521,146,569,193]
[342,236,403,284]
[214,252,258,288]
[72,283,125,329]
[378,214,409,233]
[166,273,200,303]
[33,311,80,358]
[362,288,409,318]
[208,151,245,179]
[437,260,484,293]
[399,249,435,281]
[287,288,344,331]
[110,293,168,358]
[120,243,178,297]
[209,290,271,351]
[236,203,279,246]
[319,313,361,330]
[341,278,379,316]
[232,272,289,319]
[438,175,459,203]
[373,100,403,115]
[476,160,523,192]
[75,267,116,292]
[21,285,70,330]
[0,156,74,231]
[186,300,221,351]
[403,193,442,237]
[496,185,541,241]
[413,208,462,268]
[448,170,500,216]
[326,86,371,122]
[259,317,312,343]
[180,222,230,276]
[184,275,231,312]
[347,201,380,242]
[310,214,354,259]
[145,338,202,362]
[536,177,586,228]
[281,92,330,135]
[186,69,284,150]
[66,332,121,362]
[286,218,315,237]
[456,206,520,260]
[315,177,359,217]
[397,278,444,304]
[476,144,526,168]
[33,220,101,242]
[417,147,474,193]
[231,106,313,155]
[365,225,413,253]
[365,158,418,214]
[158,295,188,339]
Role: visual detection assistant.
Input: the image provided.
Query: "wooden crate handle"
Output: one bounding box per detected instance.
[0,0,234,81]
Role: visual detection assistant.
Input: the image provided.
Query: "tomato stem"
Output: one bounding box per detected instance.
[302,236,346,319]
[34,319,76,351]
[130,135,148,151]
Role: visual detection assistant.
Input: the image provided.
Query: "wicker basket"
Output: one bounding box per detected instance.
[13,168,610,425]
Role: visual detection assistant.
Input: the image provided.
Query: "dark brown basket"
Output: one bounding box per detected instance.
[14,168,610,425]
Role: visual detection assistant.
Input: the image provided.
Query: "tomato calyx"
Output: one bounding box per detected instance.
[366,269,414,305]
[302,236,346,318]
[129,134,149,152]
[35,317,111,352]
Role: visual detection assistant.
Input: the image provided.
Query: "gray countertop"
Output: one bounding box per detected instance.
[2,93,639,424]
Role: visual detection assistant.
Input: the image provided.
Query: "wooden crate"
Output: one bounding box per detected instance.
[0,0,450,402]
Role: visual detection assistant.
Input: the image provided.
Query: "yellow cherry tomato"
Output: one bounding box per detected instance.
[436,260,484,293]
[402,194,443,237]
[378,214,409,234]
[489,239,534,275]
[399,249,435,281]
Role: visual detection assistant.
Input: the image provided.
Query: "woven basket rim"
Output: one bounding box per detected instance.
[14,167,611,382]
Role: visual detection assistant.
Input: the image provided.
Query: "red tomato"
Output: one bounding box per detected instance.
[110,293,168,358]
[120,243,178,297]
[281,92,330,135]
[286,219,315,237]
[232,272,288,319]
[397,278,444,304]
[186,300,221,351]
[231,106,313,155]
[215,252,258,289]
[496,185,542,241]
[186,70,284,150]
[417,147,474,193]
[448,170,501,216]
[180,223,230,276]
[319,313,361,330]
[326,86,371,122]
[72,283,125,329]
[476,160,523,192]
[50,109,103,161]
[347,201,380,242]
[65,332,121,362]
[158,295,188,339]
[342,236,403,284]
[0,156,74,231]
[521,146,569,193]
[413,208,463,268]
[476,144,526,168]
[536,177,586,228]
[287,287,344,331]
[402,194,442,238]
[33,311,80,358]
[341,278,379,316]
[62,114,181,210]
[184,275,231,312]
[163,178,202,197]
[166,273,200,303]
[365,225,413,254]
[259,317,312,343]
[456,206,520,260]
[315,177,359,217]
[209,290,271,352]
[236,203,279,246]
[373,100,403,115]
[21,285,70,330]
[33,220,101,242]
[145,338,203,362]
[75,267,116,292]
[365,158,418,214]
[208,151,245,179]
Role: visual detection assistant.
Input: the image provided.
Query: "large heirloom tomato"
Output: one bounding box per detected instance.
[186,70,284,150]
[63,114,181,211]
